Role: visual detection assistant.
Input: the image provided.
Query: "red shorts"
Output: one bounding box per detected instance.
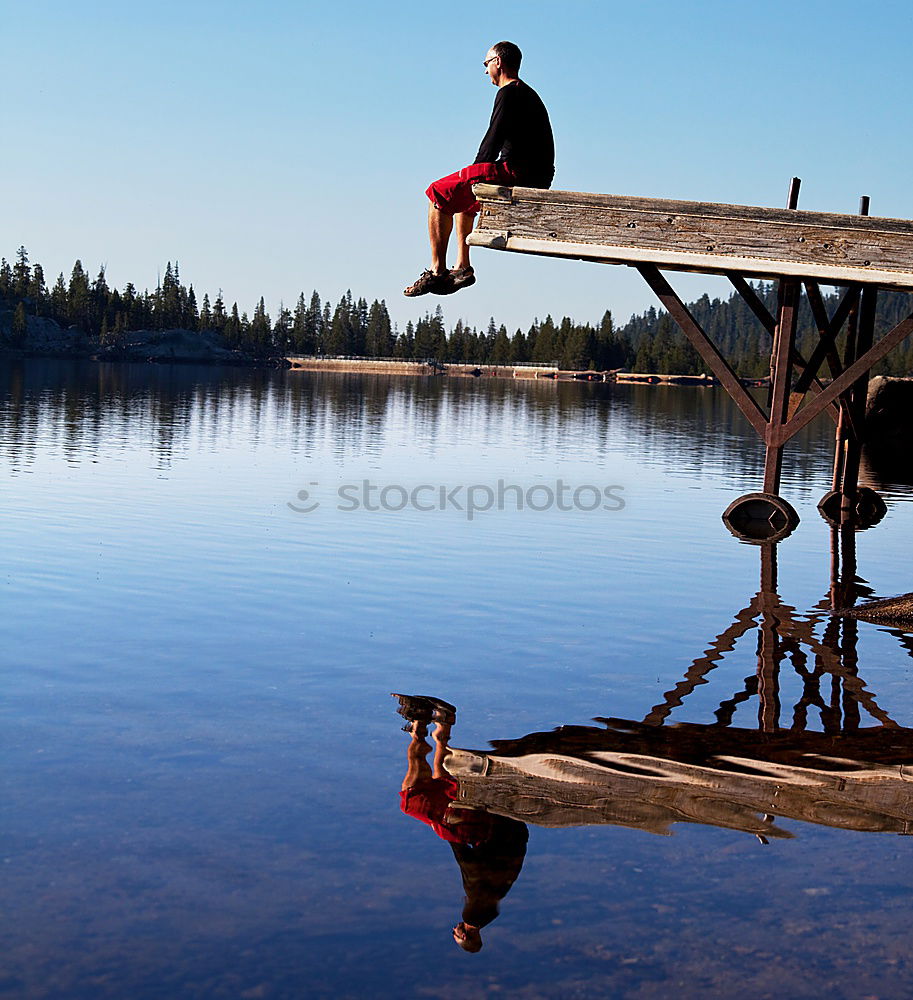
[426,161,517,216]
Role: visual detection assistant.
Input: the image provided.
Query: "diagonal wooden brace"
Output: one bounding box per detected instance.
[637,264,768,438]
[779,309,913,442]
[727,273,839,424]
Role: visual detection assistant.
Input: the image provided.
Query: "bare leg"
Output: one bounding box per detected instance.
[430,720,453,778]
[401,722,433,791]
[454,213,474,270]
[429,204,453,274]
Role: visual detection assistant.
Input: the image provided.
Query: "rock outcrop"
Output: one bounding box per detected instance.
[864,376,913,478]
[865,376,913,450]
[0,309,286,367]
[95,328,255,364]
[0,308,92,356]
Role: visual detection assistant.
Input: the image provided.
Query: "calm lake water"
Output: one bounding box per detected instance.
[3,358,913,999]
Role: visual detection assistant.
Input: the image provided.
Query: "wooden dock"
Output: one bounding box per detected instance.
[467,183,913,288]
[469,179,913,537]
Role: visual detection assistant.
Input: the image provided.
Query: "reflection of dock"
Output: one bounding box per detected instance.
[443,529,913,840]
[447,723,913,839]
[470,179,913,536]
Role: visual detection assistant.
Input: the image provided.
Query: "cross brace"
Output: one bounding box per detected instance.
[633,263,913,506]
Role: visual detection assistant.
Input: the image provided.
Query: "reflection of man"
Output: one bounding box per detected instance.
[393,693,528,952]
[403,41,554,298]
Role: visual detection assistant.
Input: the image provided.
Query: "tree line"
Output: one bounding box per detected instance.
[2,246,911,375]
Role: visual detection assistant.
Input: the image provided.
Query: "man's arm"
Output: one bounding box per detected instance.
[473,87,509,165]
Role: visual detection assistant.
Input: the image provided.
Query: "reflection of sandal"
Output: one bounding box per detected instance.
[391,692,457,725]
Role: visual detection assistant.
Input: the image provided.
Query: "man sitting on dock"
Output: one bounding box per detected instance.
[404,41,554,297]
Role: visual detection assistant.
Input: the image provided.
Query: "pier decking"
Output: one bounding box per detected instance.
[469,179,913,538]
[467,184,913,286]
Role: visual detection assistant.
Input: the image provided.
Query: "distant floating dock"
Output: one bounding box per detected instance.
[286,356,724,384]
[469,178,913,539]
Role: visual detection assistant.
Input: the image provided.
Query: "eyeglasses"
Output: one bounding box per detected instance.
[483,56,499,67]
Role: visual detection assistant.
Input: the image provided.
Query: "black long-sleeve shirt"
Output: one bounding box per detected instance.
[473,79,554,189]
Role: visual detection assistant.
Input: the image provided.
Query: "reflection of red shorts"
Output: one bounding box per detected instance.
[401,776,461,843]
[426,161,517,216]
[400,776,496,846]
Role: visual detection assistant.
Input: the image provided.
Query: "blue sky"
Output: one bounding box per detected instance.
[5,0,913,334]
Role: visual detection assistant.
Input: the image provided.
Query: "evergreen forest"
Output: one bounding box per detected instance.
[2,246,912,376]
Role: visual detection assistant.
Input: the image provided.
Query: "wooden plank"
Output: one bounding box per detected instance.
[473,183,913,235]
[470,184,913,287]
[466,232,913,290]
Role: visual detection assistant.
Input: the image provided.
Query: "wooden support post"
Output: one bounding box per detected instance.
[763,278,800,493]
[841,283,878,508]
[757,543,781,732]
[838,196,873,512]
[835,295,859,488]
[762,180,801,496]
[837,524,862,731]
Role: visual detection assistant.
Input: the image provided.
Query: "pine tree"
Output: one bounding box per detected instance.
[199,293,213,331]
[532,315,557,363]
[292,293,309,353]
[29,263,46,308]
[352,296,368,355]
[224,303,242,345]
[50,273,68,324]
[395,321,415,358]
[321,303,332,352]
[186,286,199,331]
[250,296,272,350]
[306,291,324,354]
[13,246,30,298]
[448,319,466,361]
[490,324,512,365]
[212,291,226,333]
[327,295,353,354]
[510,327,529,363]
[68,260,90,332]
[365,300,393,357]
[273,304,292,348]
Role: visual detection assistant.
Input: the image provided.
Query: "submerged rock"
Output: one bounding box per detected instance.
[836,593,913,628]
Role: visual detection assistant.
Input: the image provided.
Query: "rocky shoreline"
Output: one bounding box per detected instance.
[0,308,289,368]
